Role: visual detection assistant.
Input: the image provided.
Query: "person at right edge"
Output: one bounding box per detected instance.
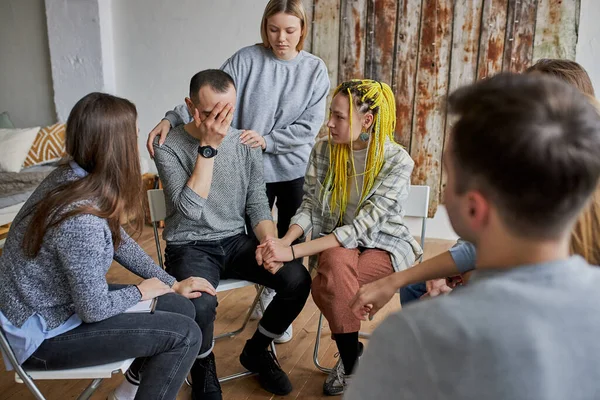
[347,73,600,400]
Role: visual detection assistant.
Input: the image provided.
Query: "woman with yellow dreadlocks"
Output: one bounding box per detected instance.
[259,79,422,396]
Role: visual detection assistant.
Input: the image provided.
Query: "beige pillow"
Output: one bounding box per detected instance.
[0,127,40,172]
[23,123,67,168]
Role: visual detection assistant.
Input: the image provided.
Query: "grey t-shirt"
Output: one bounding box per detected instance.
[347,256,600,400]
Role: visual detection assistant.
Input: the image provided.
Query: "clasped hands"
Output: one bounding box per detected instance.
[255,236,294,274]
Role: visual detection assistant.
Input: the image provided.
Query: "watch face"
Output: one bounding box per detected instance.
[202,147,213,158]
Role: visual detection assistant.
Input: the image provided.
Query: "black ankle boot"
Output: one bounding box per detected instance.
[191,352,222,400]
[240,340,292,395]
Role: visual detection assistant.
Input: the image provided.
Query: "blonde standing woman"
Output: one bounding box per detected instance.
[260,79,422,396]
[147,0,330,343]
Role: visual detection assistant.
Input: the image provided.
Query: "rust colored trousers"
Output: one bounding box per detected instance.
[311,247,394,334]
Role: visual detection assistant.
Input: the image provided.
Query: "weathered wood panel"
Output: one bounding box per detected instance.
[339,0,369,82]
[411,0,454,217]
[312,0,341,136]
[441,0,484,202]
[306,0,581,215]
[365,0,398,84]
[393,0,422,149]
[503,0,538,72]
[477,0,509,79]
[302,0,314,53]
[533,0,579,60]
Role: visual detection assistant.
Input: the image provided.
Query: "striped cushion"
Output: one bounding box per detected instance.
[23,123,66,168]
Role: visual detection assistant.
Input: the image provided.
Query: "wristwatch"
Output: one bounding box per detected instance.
[198,145,218,158]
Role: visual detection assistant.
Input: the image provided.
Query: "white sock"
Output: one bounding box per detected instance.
[113,379,139,400]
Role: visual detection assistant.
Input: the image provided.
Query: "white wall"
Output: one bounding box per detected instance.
[45,0,115,122]
[111,0,266,173]
[0,0,56,128]
[576,0,600,92]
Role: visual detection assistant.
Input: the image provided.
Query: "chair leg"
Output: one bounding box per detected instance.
[152,222,163,269]
[313,313,371,374]
[15,371,46,400]
[313,313,333,374]
[214,286,265,340]
[76,378,103,400]
[186,286,277,386]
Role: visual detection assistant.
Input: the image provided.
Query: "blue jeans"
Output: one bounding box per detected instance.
[23,293,201,400]
[400,282,428,305]
[165,233,311,355]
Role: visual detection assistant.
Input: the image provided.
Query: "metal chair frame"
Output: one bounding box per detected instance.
[0,327,134,400]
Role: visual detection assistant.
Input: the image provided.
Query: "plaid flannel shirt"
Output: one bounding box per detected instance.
[291,140,423,272]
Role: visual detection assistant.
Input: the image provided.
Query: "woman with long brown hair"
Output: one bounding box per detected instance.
[350,58,600,315]
[0,92,216,400]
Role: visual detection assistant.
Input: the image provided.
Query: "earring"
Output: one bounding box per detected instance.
[359,132,370,141]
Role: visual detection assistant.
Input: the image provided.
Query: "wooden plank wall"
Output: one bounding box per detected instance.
[304,0,581,216]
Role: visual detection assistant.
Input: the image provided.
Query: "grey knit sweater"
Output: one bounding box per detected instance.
[164,45,330,183]
[0,166,175,330]
[153,125,272,244]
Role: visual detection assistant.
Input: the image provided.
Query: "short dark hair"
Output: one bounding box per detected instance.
[189,69,235,103]
[448,73,600,238]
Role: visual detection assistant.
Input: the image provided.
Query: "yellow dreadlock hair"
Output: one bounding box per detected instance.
[321,79,397,223]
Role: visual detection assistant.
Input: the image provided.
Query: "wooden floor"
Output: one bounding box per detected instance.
[0,226,453,400]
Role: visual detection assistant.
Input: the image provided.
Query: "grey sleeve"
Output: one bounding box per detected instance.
[346,313,438,400]
[114,227,176,286]
[53,215,141,323]
[220,56,237,83]
[153,142,206,222]
[245,147,273,228]
[448,239,477,274]
[262,63,330,155]
[164,103,192,128]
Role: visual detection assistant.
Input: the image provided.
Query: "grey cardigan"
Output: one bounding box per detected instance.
[0,166,175,330]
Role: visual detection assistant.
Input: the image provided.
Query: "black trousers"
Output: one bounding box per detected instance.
[165,233,311,354]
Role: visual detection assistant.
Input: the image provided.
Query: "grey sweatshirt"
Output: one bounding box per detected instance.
[164,45,330,183]
[346,256,600,400]
[152,125,272,244]
[0,167,175,330]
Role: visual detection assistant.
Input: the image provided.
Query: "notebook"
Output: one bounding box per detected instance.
[125,298,157,313]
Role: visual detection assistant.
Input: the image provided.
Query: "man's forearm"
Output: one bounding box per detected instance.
[253,220,278,243]
[389,250,461,289]
[186,155,215,199]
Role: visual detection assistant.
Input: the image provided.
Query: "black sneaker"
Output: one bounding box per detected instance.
[191,352,222,400]
[239,341,293,395]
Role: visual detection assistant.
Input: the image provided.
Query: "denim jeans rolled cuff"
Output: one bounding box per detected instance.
[258,324,282,339]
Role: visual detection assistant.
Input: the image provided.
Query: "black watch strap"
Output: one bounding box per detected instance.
[198,145,218,158]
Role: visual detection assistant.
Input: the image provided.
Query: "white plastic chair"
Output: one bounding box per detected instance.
[147,189,273,384]
[0,327,134,400]
[312,185,430,373]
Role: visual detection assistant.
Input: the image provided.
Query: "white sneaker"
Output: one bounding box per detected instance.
[274,325,293,344]
[250,286,276,320]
